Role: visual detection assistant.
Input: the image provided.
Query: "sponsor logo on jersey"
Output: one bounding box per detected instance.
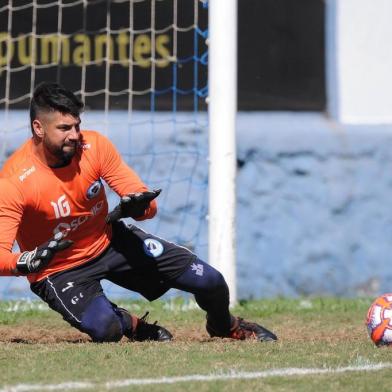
[143,238,164,258]
[19,165,36,182]
[78,142,91,150]
[86,180,102,199]
[53,200,104,236]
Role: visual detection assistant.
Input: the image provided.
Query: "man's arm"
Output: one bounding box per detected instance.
[95,133,158,220]
[0,179,25,275]
[15,231,73,274]
[0,179,73,276]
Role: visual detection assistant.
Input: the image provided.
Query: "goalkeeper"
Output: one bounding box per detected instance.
[0,82,277,343]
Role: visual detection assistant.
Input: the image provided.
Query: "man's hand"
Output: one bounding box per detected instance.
[16,231,73,274]
[106,189,161,223]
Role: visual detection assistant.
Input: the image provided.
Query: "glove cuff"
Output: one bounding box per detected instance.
[16,250,35,274]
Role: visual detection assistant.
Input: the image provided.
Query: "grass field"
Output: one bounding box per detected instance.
[0,297,391,392]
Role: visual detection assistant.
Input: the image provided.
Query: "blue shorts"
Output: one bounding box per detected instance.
[31,221,196,326]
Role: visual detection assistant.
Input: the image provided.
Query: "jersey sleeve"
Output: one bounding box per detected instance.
[96,133,157,220]
[0,179,25,275]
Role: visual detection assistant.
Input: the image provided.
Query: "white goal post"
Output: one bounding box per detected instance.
[208,0,238,304]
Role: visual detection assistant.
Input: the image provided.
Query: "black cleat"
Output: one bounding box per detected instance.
[207,316,278,342]
[127,311,173,342]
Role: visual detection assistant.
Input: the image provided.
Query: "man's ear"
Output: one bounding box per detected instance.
[32,119,44,138]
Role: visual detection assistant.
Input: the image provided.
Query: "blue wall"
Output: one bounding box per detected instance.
[236,113,392,297]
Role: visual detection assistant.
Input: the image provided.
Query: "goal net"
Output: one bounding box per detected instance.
[0,0,209,299]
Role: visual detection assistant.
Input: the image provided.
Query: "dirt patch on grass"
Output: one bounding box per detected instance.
[0,324,209,344]
[274,316,368,343]
[0,325,90,343]
[0,323,366,345]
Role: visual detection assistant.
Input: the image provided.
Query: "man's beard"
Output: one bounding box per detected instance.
[45,139,77,167]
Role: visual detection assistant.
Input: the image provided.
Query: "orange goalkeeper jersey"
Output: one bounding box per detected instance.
[0,130,157,282]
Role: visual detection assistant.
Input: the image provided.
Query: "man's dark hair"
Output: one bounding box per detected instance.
[30,82,84,132]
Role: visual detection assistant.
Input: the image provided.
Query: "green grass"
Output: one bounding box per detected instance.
[0,297,391,392]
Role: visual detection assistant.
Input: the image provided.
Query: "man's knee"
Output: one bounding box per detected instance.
[192,262,230,314]
[81,296,123,342]
[189,259,229,295]
[200,263,229,294]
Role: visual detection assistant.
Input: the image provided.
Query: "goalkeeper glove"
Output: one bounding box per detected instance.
[16,231,73,274]
[106,189,161,223]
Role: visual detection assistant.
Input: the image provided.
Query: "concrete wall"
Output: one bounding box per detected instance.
[236,113,392,298]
